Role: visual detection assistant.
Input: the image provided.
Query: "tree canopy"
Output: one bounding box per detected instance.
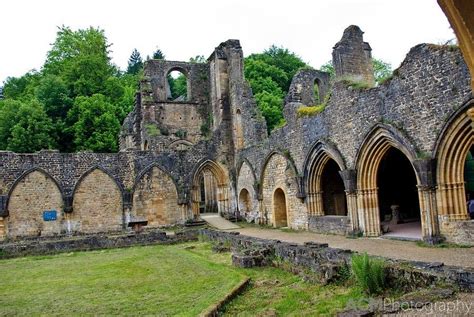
[1,26,137,153]
[244,45,306,132]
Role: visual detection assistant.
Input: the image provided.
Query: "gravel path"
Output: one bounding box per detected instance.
[235,227,474,269]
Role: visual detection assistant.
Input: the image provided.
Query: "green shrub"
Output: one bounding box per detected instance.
[351,253,385,295]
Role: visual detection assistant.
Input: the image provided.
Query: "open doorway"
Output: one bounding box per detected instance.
[378,147,421,239]
[273,188,288,227]
[321,159,347,216]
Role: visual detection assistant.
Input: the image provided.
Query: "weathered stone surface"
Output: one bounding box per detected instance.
[0,27,472,244]
[200,229,474,291]
[0,229,199,258]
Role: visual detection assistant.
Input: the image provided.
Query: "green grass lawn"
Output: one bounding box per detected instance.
[0,244,246,316]
[0,242,365,316]
[190,245,366,316]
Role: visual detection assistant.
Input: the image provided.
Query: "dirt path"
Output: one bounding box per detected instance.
[235,227,474,269]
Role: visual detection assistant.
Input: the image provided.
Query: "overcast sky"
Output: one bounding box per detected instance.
[0,0,455,85]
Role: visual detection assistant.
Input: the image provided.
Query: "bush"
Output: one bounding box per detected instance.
[351,253,385,295]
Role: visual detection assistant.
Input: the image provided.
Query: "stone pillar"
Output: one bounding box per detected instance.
[123,191,133,229]
[357,188,381,237]
[413,159,441,243]
[339,170,360,233]
[306,191,324,216]
[0,217,5,240]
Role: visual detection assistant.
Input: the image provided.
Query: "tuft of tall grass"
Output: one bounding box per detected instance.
[351,253,386,295]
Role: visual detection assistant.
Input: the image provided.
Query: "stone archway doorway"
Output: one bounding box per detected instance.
[239,188,251,216]
[273,188,288,227]
[321,159,347,216]
[378,147,421,239]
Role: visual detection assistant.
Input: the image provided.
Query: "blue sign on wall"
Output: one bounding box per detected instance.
[43,210,57,221]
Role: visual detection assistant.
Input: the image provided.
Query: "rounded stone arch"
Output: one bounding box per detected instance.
[355,125,423,237]
[302,141,347,216]
[191,159,229,216]
[132,163,181,227]
[71,166,124,233]
[6,167,64,238]
[165,66,191,101]
[434,100,474,222]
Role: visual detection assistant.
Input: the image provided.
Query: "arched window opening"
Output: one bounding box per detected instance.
[167,70,188,101]
[313,79,321,104]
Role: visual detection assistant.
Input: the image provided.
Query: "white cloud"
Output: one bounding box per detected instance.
[0,0,455,84]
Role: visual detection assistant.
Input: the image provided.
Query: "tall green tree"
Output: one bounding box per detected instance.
[70,94,121,152]
[43,26,116,97]
[244,45,306,132]
[126,49,143,75]
[0,99,56,152]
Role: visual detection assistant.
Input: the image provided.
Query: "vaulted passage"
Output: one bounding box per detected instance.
[199,171,218,213]
[273,188,288,227]
[377,148,421,237]
[321,159,347,216]
[192,160,229,216]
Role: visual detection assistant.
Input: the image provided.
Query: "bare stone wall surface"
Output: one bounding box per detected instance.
[236,161,258,221]
[7,171,63,237]
[71,169,123,233]
[261,153,307,229]
[132,166,181,226]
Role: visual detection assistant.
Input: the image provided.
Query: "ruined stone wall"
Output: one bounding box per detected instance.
[7,170,63,237]
[261,153,307,229]
[236,41,472,241]
[71,169,123,233]
[236,161,258,221]
[132,166,181,226]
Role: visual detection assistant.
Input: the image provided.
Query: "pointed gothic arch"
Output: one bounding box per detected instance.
[191,159,229,216]
[6,168,64,237]
[356,125,426,237]
[302,141,347,216]
[132,163,181,226]
[435,101,474,221]
[71,167,124,233]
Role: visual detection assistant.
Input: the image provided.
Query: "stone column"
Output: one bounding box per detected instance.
[0,217,5,240]
[413,159,441,243]
[339,170,360,233]
[357,188,381,237]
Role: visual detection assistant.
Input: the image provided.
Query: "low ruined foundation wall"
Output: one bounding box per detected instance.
[308,216,350,235]
[199,229,474,292]
[440,220,474,246]
[0,229,199,259]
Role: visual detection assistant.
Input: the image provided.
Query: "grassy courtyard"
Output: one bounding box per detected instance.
[0,242,364,316]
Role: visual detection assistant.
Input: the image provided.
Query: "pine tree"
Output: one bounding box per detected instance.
[152,48,165,60]
[126,49,143,75]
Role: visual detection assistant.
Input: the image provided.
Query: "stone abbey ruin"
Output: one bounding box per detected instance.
[0,25,473,245]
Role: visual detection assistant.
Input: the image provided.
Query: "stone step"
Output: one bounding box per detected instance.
[200,213,240,230]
